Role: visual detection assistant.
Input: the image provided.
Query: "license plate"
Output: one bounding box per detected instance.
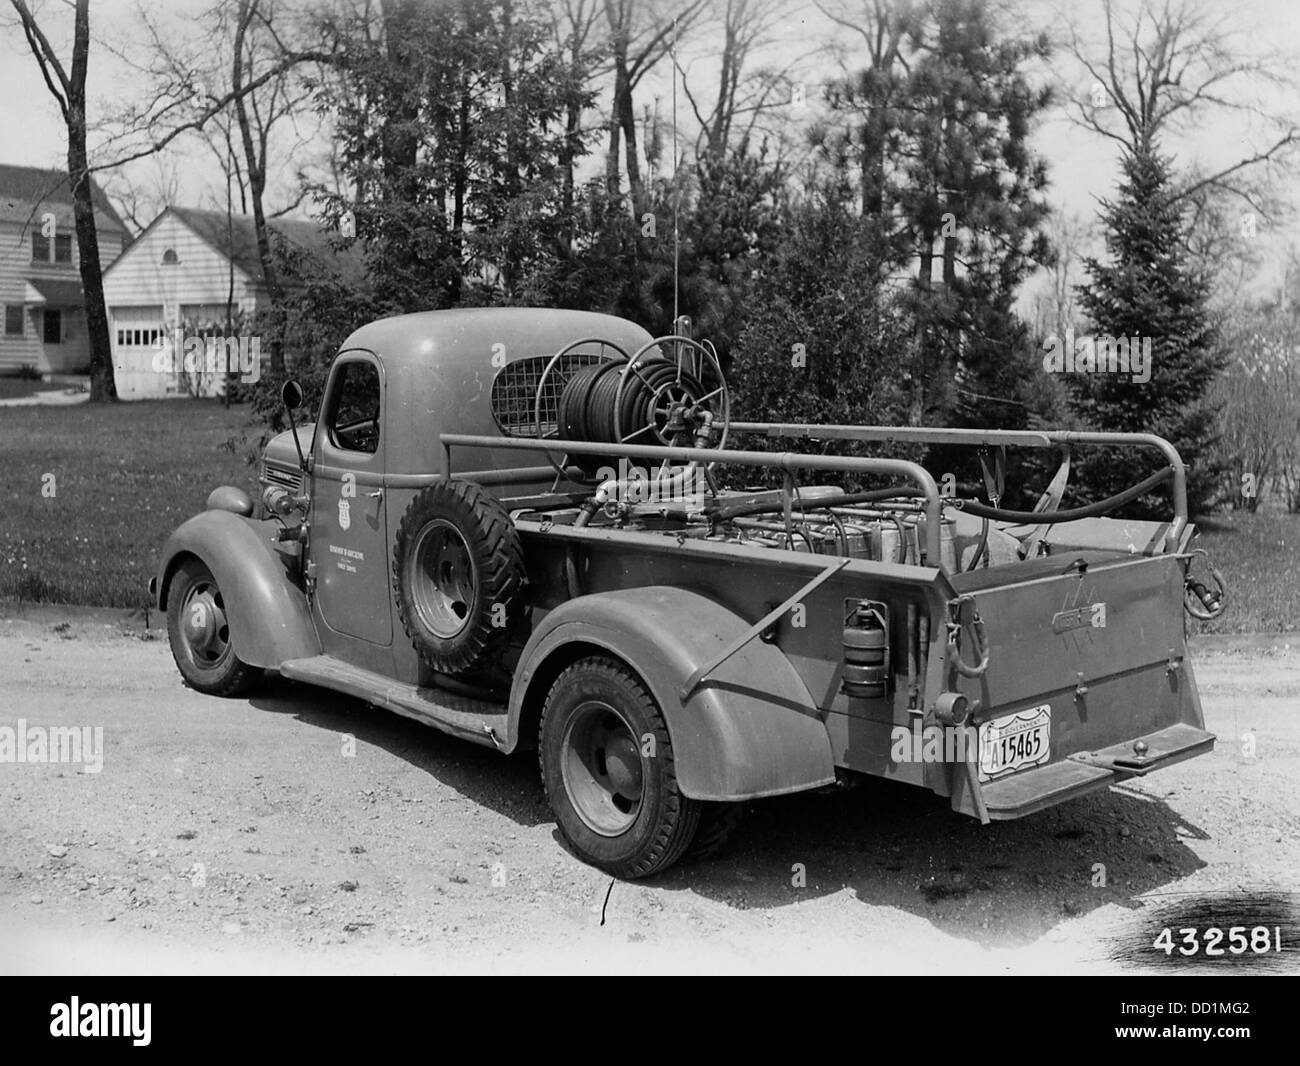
[978,705,1051,781]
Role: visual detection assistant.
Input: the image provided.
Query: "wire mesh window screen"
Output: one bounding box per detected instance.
[490,349,612,437]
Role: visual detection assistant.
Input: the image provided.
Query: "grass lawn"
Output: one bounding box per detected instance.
[0,400,258,607]
[0,377,74,401]
[1193,511,1300,634]
[2,400,1298,633]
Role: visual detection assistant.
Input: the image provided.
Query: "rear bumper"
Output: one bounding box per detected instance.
[980,722,1215,820]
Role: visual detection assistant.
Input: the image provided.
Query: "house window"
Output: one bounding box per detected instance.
[43,309,62,345]
[162,248,179,265]
[54,234,72,263]
[32,232,50,261]
[4,306,23,336]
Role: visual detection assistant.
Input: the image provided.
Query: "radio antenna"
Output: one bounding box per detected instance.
[671,15,680,330]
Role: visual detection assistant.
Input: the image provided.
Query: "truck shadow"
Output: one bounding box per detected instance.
[248,679,1211,950]
[663,776,1212,949]
[248,678,553,828]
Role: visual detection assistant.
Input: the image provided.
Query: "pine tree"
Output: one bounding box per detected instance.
[1071,149,1225,515]
[819,0,1053,434]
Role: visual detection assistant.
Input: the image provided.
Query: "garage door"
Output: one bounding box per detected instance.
[110,305,168,399]
[111,305,165,351]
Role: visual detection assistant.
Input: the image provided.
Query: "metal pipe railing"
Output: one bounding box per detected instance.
[733,422,1189,552]
[439,432,946,567]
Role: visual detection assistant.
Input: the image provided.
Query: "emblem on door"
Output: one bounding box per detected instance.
[338,498,351,531]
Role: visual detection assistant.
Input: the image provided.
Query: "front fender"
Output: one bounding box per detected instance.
[155,510,320,668]
[507,587,835,801]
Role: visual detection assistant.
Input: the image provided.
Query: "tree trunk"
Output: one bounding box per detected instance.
[234,0,284,374]
[380,0,422,198]
[500,0,520,297]
[606,63,627,200]
[67,0,115,402]
[618,74,644,218]
[910,232,935,426]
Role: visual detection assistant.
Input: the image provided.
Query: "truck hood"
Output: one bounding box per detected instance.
[263,423,315,471]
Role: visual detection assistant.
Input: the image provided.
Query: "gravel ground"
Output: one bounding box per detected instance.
[1,613,1296,975]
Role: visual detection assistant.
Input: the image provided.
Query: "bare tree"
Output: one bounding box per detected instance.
[231,0,298,372]
[603,0,706,216]
[1065,0,1300,216]
[107,0,329,373]
[554,0,605,247]
[1213,290,1300,512]
[813,0,915,219]
[1027,209,1093,342]
[102,157,184,236]
[678,0,797,162]
[9,0,119,400]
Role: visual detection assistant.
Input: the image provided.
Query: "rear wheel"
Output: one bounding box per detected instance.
[165,559,260,697]
[540,657,702,879]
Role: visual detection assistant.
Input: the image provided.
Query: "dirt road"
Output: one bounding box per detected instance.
[2,612,1297,975]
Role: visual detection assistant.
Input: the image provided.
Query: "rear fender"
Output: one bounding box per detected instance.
[506,587,835,801]
[155,510,319,668]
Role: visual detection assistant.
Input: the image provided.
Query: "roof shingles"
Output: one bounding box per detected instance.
[0,164,126,233]
[169,207,362,285]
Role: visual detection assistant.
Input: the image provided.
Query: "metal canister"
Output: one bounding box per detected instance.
[907,514,956,570]
[869,521,908,564]
[839,522,871,559]
[842,610,888,698]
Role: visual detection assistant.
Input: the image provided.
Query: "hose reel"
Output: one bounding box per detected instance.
[533,334,729,486]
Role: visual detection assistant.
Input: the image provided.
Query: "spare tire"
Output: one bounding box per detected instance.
[392,480,526,676]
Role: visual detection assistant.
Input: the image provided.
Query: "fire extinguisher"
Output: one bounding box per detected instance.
[843,604,888,699]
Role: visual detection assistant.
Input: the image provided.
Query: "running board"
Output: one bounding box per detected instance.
[279,655,508,749]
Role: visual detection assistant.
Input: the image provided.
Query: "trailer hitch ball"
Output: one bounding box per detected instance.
[933,691,970,726]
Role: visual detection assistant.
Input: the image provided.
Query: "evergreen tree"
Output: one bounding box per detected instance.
[818,0,1052,437]
[313,0,592,312]
[1071,149,1225,515]
[728,194,920,486]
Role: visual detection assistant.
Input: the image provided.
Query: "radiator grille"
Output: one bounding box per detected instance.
[261,463,303,493]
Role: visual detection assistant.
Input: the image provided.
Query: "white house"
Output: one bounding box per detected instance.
[0,164,127,374]
[103,206,354,399]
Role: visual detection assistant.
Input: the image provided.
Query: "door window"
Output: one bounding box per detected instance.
[327,359,381,454]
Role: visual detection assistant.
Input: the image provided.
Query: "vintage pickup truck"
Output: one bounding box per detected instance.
[152,308,1226,878]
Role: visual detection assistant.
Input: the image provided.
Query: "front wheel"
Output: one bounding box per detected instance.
[165,558,261,697]
[539,657,702,879]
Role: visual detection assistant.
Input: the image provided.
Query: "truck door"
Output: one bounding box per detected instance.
[312,351,393,646]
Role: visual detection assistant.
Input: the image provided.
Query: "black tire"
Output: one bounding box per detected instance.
[165,558,261,697]
[540,657,702,879]
[392,479,525,676]
[684,802,744,862]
